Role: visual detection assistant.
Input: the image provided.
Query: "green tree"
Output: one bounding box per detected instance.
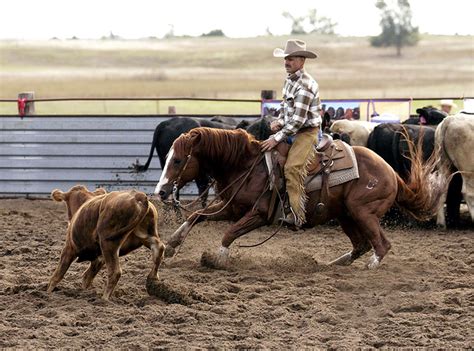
[307,9,337,35]
[201,29,225,37]
[282,12,306,35]
[164,25,175,39]
[371,0,419,56]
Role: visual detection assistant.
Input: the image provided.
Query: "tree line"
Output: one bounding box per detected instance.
[66,1,419,57]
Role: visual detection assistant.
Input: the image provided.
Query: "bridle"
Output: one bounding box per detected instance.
[173,146,194,194]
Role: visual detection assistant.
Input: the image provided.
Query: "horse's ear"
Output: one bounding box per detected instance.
[189,130,201,146]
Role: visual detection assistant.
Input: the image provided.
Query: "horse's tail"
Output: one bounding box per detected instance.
[394,128,448,221]
[136,127,159,172]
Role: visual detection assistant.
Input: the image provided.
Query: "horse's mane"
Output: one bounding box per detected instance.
[173,127,260,168]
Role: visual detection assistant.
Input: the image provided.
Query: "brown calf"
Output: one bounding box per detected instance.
[48,185,165,300]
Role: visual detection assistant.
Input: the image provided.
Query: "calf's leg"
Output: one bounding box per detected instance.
[100,240,122,300]
[82,257,105,289]
[145,236,165,283]
[47,245,76,293]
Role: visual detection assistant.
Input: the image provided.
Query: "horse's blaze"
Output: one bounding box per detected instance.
[155,148,175,197]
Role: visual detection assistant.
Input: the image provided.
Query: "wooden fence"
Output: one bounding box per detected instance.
[0,115,257,197]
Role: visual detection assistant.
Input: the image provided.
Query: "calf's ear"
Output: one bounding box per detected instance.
[51,189,65,202]
[94,188,107,195]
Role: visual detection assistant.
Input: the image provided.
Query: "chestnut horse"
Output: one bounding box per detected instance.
[155,127,444,269]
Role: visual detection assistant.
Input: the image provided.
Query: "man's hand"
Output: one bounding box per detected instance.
[261,137,279,152]
[270,120,282,133]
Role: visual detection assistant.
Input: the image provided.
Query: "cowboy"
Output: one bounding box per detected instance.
[439,99,456,115]
[261,39,321,228]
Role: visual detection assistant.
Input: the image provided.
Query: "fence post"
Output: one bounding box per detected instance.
[18,92,36,116]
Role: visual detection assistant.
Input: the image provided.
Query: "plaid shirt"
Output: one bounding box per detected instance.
[273,69,322,142]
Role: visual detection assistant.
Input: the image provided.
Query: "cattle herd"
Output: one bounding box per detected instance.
[327,108,473,228]
[47,108,473,302]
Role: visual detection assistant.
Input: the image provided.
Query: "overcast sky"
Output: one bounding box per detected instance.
[1,0,473,40]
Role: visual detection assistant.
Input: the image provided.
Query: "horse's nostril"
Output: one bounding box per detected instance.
[159,190,165,197]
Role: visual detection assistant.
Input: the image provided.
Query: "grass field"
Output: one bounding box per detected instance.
[1,34,473,115]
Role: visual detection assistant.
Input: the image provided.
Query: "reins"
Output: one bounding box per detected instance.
[172,179,216,213]
[170,151,267,257]
[238,176,287,248]
[190,152,265,218]
[238,221,284,248]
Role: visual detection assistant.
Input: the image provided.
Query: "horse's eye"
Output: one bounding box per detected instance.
[173,158,182,165]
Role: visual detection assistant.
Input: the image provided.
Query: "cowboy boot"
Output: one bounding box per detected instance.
[278,196,301,231]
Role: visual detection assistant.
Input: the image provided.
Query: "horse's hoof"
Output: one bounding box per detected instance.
[366,254,381,270]
[164,245,176,258]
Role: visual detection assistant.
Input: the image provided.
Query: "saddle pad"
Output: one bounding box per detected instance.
[305,143,359,192]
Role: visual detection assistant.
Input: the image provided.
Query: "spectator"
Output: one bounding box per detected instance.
[336,107,345,119]
[327,106,335,119]
[440,99,456,115]
[320,103,326,116]
[344,108,353,120]
[353,107,360,120]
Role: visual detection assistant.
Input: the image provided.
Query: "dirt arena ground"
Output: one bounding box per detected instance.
[1,198,472,349]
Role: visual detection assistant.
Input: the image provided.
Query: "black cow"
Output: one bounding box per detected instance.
[367,123,435,180]
[241,116,272,141]
[367,123,435,225]
[403,107,447,126]
[136,117,236,172]
[135,116,271,205]
[367,123,462,227]
[135,117,239,204]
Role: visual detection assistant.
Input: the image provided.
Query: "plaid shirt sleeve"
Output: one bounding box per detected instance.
[273,87,315,142]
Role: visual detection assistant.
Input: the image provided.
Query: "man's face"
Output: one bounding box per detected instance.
[441,105,452,114]
[284,56,305,74]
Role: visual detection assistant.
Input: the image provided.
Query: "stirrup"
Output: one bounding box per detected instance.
[278,208,302,231]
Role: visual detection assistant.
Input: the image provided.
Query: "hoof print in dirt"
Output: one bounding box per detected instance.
[146,279,204,305]
[200,251,228,270]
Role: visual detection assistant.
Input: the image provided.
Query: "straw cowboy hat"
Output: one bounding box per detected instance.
[273,39,317,59]
[440,99,457,108]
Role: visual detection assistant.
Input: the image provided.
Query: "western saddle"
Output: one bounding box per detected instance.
[266,134,355,221]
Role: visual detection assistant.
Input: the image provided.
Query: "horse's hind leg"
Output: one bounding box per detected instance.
[355,215,391,269]
[329,215,371,266]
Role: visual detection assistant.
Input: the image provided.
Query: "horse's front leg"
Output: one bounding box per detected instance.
[165,201,232,257]
[201,209,266,269]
